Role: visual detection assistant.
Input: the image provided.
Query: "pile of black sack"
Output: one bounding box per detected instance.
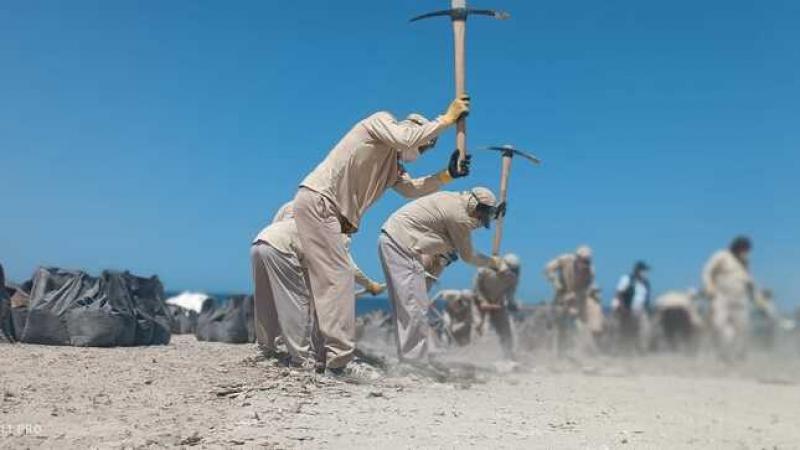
[195,295,255,344]
[6,267,171,347]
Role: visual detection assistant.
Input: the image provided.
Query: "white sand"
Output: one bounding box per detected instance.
[1,335,799,449]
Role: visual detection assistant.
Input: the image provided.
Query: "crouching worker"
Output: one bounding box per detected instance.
[379,187,504,364]
[250,216,384,370]
[473,254,522,360]
[432,289,476,346]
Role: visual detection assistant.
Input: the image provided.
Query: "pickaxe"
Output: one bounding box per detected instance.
[482,145,541,255]
[410,0,510,166]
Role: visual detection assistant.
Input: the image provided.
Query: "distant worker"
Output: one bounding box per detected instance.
[653,289,702,352]
[702,235,756,361]
[271,201,295,223]
[473,254,522,360]
[250,217,384,370]
[293,97,471,379]
[544,245,595,354]
[432,289,475,346]
[379,187,504,364]
[613,261,652,353]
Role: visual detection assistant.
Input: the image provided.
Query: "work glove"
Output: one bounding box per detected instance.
[438,150,471,183]
[447,150,471,178]
[488,255,503,271]
[442,94,470,125]
[366,281,386,296]
[495,202,507,219]
[444,251,459,266]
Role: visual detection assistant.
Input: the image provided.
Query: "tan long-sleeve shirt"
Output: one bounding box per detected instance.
[382,191,491,267]
[474,267,519,306]
[544,253,594,294]
[702,249,752,299]
[300,112,449,232]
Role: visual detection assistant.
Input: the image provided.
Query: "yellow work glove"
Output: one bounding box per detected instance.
[366,281,386,296]
[488,256,503,271]
[441,94,470,125]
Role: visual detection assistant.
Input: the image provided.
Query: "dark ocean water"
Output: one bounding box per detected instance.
[172,292,397,316]
[179,293,449,316]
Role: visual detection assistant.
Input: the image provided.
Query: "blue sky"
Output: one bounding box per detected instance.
[1,0,798,309]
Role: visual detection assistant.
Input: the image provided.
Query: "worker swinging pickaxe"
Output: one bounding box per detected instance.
[411,0,509,167]
[483,145,540,256]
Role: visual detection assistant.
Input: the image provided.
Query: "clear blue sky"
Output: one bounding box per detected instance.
[1,1,798,309]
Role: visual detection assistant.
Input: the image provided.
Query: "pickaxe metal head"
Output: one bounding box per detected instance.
[484,144,539,256]
[483,144,541,165]
[410,0,510,23]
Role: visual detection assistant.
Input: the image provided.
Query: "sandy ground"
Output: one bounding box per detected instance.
[2,335,799,449]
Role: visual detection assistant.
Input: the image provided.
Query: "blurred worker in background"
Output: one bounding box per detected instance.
[473,253,522,360]
[544,245,595,355]
[613,260,652,354]
[702,235,756,361]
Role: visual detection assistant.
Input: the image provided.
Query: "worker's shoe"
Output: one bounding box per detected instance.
[325,360,382,384]
[257,345,289,361]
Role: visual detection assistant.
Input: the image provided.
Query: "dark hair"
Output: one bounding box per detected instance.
[729,235,752,255]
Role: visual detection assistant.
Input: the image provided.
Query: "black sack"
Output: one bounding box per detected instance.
[127,273,172,346]
[9,280,33,342]
[0,263,15,343]
[20,267,171,347]
[168,304,198,334]
[195,295,254,344]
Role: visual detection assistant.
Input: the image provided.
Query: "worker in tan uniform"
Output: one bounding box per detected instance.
[432,289,475,346]
[702,236,756,360]
[473,254,522,360]
[544,245,595,354]
[293,96,470,377]
[653,289,702,352]
[271,201,294,223]
[379,187,503,363]
[250,216,384,368]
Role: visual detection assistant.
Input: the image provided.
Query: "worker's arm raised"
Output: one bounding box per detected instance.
[362,112,448,152]
[544,257,564,288]
[393,150,471,198]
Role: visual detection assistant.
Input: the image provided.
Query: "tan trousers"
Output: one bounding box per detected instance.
[293,188,355,369]
[487,308,516,360]
[250,243,321,364]
[711,295,749,359]
[379,232,436,362]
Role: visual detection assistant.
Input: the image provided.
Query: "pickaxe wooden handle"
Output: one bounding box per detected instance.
[482,145,541,256]
[410,1,509,166]
[453,17,467,164]
[492,153,512,255]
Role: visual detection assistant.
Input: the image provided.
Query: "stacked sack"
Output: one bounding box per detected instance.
[7,267,171,347]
